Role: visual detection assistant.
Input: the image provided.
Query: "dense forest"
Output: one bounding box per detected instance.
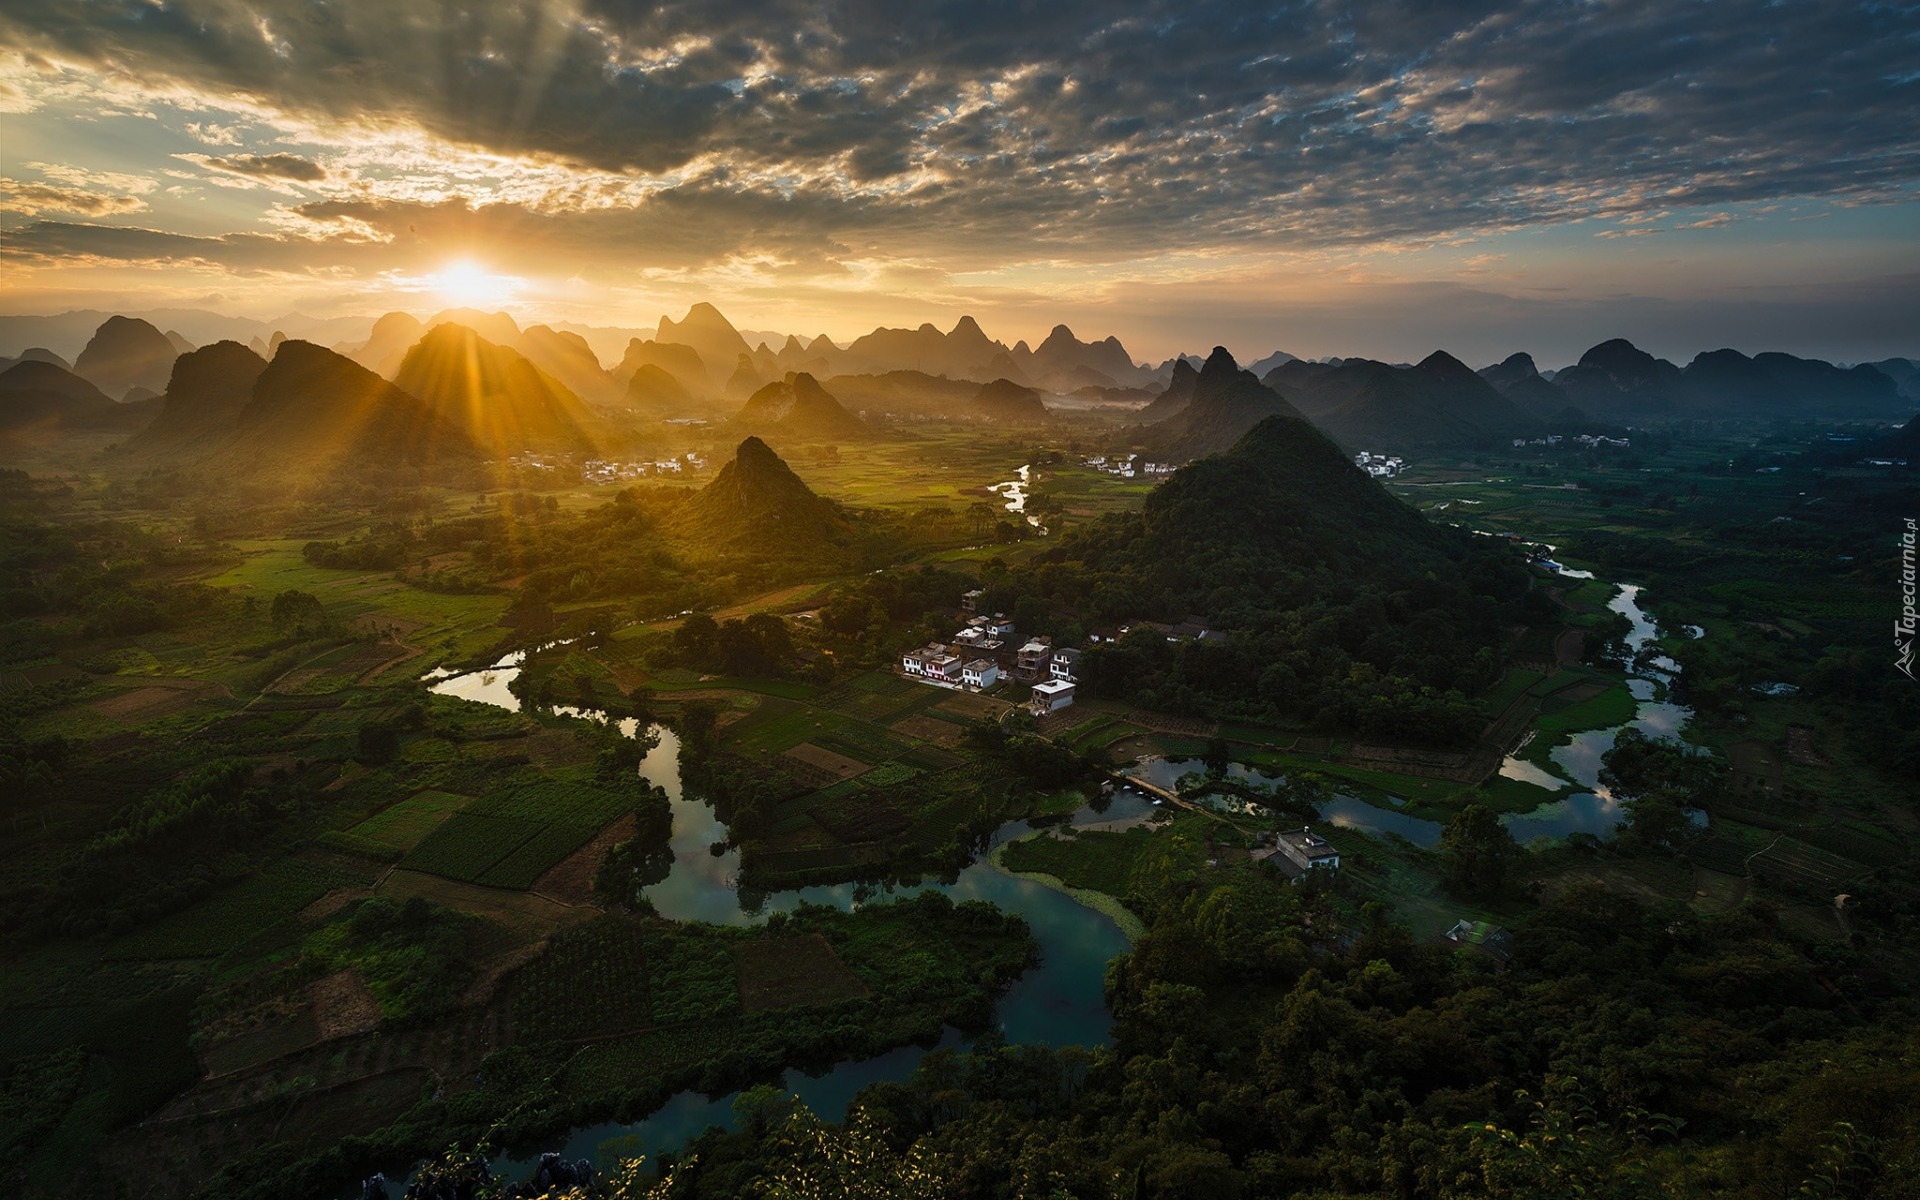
[401,833,1918,1199]
[967,419,1538,740]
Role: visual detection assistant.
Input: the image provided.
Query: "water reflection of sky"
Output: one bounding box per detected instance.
[389,670,1136,1191]
[412,569,1710,1187]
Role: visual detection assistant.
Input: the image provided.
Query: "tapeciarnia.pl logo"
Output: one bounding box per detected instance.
[1900,517,1917,679]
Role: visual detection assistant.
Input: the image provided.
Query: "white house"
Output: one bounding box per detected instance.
[901,649,930,676]
[984,613,1017,637]
[961,588,985,613]
[1030,678,1076,712]
[1049,648,1081,681]
[962,659,1000,689]
[1275,827,1340,871]
[925,653,964,683]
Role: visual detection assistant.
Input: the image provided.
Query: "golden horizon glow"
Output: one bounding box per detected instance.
[429,260,521,309]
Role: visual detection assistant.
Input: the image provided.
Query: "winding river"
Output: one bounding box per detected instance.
[403,561,1695,1182]
[413,656,1131,1182]
[1498,581,1701,842]
[1125,574,1701,848]
[988,465,1047,534]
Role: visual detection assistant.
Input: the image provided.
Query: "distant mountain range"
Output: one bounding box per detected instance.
[0,359,155,450]
[208,341,481,473]
[1264,350,1540,450]
[1,306,1913,468]
[1547,339,1910,420]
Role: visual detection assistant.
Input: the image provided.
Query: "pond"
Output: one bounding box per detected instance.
[1318,794,1443,847]
[1128,756,1272,792]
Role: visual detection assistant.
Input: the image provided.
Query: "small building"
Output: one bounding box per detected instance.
[924,653,964,683]
[961,588,985,613]
[1030,678,1076,712]
[901,649,931,676]
[952,627,989,649]
[1049,648,1081,681]
[1015,636,1054,676]
[1444,920,1513,961]
[962,659,1000,689]
[1276,827,1340,872]
[984,613,1017,637]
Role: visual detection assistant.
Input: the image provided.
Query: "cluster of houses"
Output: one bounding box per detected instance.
[1082,455,1177,478]
[1352,451,1406,477]
[899,590,1086,713]
[1509,434,1631,449]
[576,453,706,483]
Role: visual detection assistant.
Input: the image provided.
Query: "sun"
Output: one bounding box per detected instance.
[430,259,519,307]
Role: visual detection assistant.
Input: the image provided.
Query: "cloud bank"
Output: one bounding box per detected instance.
[0,1,1915,359]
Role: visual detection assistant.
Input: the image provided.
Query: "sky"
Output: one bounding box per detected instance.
[1,0,1916,367]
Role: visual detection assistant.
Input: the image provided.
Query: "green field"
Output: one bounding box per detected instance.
[401,777,633,888]
[346,789,471,850]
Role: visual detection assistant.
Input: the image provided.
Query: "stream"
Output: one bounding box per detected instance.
[1496,580,1702,843]
[1125,576,1701,848]
[988,465,1047,534]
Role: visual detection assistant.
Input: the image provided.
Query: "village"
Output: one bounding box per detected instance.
[506,451,710,483]
[897,588,1233,718]
[1510,433,1631,449]
[1352,450,1406,477]
[1080,453,1178,478]
[898,590,1082,716]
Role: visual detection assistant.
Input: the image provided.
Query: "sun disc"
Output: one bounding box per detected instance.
[432,259,516,306]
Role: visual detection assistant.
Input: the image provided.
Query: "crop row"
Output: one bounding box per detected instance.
[510,917,652,1044]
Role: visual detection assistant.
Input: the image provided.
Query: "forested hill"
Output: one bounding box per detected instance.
[1138,413,1457,576]
[1030,416,1536,739]
[672,436,850,552]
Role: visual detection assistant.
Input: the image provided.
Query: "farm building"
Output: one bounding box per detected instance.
[1030,678,1075,712]
[1276,827,1340,872]
[962,659,1000,689]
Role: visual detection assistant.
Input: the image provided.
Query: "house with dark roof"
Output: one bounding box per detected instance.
[1275,827,1340,872]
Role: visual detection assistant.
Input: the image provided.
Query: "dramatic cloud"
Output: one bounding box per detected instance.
[0,2,1914,359]
[4,1,1916,252]
[193,152,328,182]
[0,180,147,217]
